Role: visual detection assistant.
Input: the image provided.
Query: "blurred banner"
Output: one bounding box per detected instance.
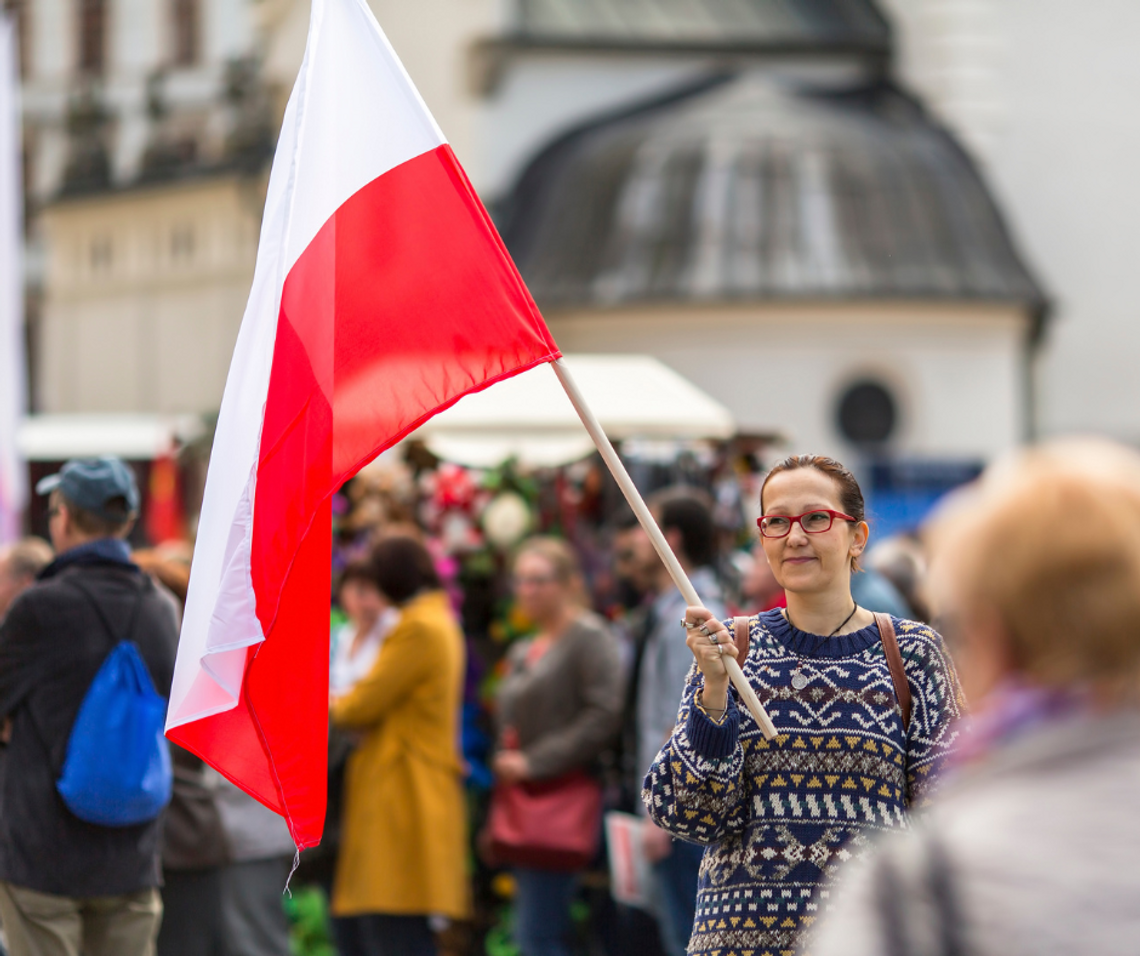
[0,14,23,545]
[145,453,186,545]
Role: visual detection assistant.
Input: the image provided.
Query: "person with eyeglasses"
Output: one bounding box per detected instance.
[641,455,965,956]
[489,537,622,956]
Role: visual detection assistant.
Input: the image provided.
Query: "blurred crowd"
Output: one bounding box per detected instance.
[1,437,1139,956]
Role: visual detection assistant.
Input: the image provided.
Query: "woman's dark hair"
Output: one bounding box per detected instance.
[760,455,867,570]
[648,487,718,569]
[369,535,440,605]
[335,557,380,598]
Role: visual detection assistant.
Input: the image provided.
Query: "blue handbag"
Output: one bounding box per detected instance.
[56,578,172,827]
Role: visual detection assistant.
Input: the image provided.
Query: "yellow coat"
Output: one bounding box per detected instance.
[329,590,470,919]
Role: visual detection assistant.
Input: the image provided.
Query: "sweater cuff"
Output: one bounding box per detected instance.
[686,693,740,759]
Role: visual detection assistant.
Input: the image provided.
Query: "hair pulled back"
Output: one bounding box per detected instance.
[760,455,867,571]
[513,536,588,607]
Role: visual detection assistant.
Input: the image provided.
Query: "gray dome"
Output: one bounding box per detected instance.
[500,73,1045,314]
[515,0,890,52]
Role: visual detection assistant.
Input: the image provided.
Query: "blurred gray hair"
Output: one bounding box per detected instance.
[1,537,54,581]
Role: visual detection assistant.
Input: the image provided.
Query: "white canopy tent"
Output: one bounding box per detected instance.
[17,414,206,461]
[411,354,736,468]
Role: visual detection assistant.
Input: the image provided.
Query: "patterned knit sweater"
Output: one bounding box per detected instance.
[642,610,964,956]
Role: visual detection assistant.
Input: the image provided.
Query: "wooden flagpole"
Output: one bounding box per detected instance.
[551,358,778,740]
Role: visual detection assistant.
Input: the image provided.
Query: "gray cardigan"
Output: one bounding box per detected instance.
[810,710,1140,956]
[495,612,623,780]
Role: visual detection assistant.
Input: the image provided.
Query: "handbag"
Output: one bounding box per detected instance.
[486,769,603,871]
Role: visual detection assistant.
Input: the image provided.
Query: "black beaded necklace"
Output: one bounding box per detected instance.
[785,602,859,690]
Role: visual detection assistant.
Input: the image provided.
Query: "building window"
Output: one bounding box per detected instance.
[171,0,198,67]
[836,379,898,445]
[77,0,105,76]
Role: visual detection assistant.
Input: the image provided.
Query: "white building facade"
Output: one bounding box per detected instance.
[17,0,1069,485]
[14,0,267,414]
[881,0,1140,442]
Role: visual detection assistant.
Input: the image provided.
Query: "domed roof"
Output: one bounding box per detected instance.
[500,73,1046,315]
[514,0,890,54]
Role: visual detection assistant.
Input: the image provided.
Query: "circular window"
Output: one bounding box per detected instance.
[836,380,897,445]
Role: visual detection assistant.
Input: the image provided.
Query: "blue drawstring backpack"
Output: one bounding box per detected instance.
[56,579,172,827]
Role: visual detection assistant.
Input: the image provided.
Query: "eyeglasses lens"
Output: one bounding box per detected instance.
[802,511,833,533]
[760,512,835,537]
[760,517,790,537]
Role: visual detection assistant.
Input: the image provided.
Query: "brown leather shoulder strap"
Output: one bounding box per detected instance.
[733,616,751,662]
[873,612,912,729]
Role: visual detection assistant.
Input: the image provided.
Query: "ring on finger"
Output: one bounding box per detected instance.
[708,633,720,645]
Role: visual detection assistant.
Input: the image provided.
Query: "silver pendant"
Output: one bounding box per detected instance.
[791,672,809,691]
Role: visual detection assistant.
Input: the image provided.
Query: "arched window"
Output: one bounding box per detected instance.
[836,379,898,446]
[172,0,198,66]
[77,0,105,76]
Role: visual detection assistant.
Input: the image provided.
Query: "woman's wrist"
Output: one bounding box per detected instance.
[696,683,729,717]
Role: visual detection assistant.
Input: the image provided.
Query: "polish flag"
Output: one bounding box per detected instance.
[165,0,559,848]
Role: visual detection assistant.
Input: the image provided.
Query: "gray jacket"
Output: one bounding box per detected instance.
[496,612,623,780]
[810,710,1140,956]
[635,565,725,796]
[214,776,296,862]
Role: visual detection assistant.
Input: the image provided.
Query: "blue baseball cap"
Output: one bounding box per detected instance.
[36,457,141,521]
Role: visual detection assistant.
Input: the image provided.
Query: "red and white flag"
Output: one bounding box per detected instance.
[166,0,559,848]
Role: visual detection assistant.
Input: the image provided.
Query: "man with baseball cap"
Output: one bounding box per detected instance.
[0,457,179,956]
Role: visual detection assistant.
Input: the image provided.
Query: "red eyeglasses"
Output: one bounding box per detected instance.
[757,509,856,538]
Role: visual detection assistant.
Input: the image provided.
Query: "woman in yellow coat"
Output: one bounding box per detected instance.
[329,535,470,956]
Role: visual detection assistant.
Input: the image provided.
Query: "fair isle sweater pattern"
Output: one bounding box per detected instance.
[642,611,964,956]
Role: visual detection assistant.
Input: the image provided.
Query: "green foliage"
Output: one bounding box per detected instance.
[284,884,336,956]
[484,904,519,956]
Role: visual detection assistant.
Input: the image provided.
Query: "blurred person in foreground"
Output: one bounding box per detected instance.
[329,535,469,956]
[649,455,963,956]
[0,538,53,622]
[138,540,292,956]
[213,779,295,956]
[143,541,293,956]
[0,458,178,956]
[613,488,726,956]
[490,537,623,956]
[810,439,1140,956]
[133,550,229,956]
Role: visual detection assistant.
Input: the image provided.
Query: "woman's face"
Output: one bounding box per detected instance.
[512,551,568,624]
[760,468,868,597]
[339,579,387,628]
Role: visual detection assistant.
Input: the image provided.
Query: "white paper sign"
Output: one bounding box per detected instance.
[605,811,652,909]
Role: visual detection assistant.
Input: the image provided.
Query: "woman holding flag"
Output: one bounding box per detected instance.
[643,455,964,956]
